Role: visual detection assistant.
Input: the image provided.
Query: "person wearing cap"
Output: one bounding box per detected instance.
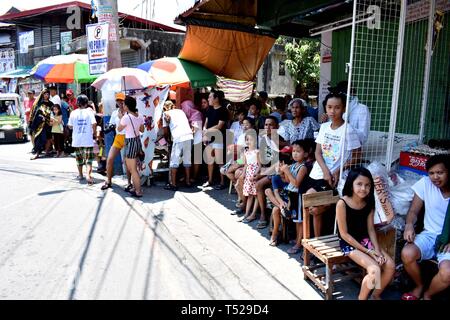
[101,92,131,190]
[66,89,77,111]
[68,94,97,184]
[48,84,61,108]
[24,89,35,125]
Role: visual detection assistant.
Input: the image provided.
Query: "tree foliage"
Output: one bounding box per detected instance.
[278,37,320,93]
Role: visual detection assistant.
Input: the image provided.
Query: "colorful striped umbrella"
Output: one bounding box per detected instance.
[137,57,216,88]
[31,54,98,83]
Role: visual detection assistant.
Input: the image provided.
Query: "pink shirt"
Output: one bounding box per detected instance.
[120,113,144,138]
[24,98,35,123]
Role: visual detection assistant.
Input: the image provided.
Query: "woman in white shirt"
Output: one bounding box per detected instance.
[118,96,144,197]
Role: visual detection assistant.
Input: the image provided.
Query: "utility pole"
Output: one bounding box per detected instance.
[95,0,123,175]
[106,0,122,70]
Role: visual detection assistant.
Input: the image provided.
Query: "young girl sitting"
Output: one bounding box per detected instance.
[336,167,395,300]
[239,131,260,223]
[268,140,309,247]
[50,105,64,157]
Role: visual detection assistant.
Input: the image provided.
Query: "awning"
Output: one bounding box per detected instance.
[178,24,275,81]
[0,66,33,79]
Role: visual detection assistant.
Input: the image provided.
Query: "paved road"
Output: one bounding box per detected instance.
[0,142,326,300]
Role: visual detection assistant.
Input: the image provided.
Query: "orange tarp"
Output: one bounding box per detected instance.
[178,25,275,81]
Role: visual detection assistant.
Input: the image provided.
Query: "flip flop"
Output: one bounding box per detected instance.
[269,239,277,247]
[287,246,302,254]
[244,217,257,223]
[130,191,143,198]
[401,292,419,300]
[87,178,94,186]
[256,221,268,229]
[101,182,112,190]
[124,184,133,192]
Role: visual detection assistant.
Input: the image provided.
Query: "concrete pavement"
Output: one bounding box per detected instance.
[0,142,327,300]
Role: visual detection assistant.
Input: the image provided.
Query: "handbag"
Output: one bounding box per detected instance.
[129,115,145,161]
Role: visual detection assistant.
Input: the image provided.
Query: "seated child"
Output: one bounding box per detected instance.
[337,167,395,300]
[267,140,310,248]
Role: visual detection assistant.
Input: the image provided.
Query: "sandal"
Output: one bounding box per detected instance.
[243,216,257,223]
[164,184,178,191]
[256,220,268,229]
[231,208,245,216]
[401,292,420,301]
[269,239,278,247]
[101,182,112,190]
[287,246,302,254]
[87,178,94,186]
[124,184,133,193]
[130,191,143,198]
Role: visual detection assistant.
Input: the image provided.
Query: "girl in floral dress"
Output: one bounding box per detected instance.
[240,132,260,223]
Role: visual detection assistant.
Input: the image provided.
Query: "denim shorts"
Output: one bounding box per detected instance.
[271,175,288,191]
[414,230,450,266]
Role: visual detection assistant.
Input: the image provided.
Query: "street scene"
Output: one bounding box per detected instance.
[0,0,450,302]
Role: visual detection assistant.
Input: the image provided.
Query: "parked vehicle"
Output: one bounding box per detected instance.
[0,93,28,143]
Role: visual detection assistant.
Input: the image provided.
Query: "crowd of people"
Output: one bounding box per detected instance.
[26,85,106,172]
[25,81,450,300]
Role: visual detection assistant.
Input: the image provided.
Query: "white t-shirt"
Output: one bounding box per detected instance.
[50,94,61,106]
[68,108,96,147]
[109,109,126,135]
[309,122,361,180]
[412,176,450,235]
[237,132,246,147]
[230,121,243,144]
[191,120,203,145]
[162,109,193,143]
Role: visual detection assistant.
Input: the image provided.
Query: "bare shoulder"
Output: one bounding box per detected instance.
[336,198,347,210]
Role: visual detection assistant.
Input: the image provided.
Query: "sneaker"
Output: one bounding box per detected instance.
[202,181,212,188]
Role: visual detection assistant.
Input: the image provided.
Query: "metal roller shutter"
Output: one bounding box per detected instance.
[121,50,139,68]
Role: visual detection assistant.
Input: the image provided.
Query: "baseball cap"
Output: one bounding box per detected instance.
[115,92,125,101]
[66,89,74,96]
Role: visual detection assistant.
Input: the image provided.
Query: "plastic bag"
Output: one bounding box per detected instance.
[367,162,395,226]
[389,175,414,216]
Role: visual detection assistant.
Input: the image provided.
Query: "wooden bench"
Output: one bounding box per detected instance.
[301,191,362,300]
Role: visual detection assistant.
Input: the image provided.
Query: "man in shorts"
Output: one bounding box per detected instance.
[101,92,131,190]
[68,94,97,184]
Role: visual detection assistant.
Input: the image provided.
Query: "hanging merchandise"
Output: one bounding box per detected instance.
[216,76,254,102]
[132,86,170,177]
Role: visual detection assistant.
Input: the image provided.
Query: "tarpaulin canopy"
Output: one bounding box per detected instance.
[178,24,275,81]
[0,66,32,79]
